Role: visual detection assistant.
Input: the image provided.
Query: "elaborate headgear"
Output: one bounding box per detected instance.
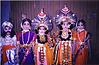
[55,5,77,27]
[32,8,52,31]
[35,19,48,30]
[61,5,70,15]
[56,5,77,21]
[2,21,13,29]
[38,8,46,19]
[56,15,75,25]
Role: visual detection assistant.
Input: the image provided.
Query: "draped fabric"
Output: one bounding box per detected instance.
[2,45,15,64]
[16,31,35,65]
[56,41,72,65]
[34,36,53,65]
[73,30,89,65]
[1,35,16,65]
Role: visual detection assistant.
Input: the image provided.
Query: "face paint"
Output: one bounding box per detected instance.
[38,26,46,35]
[4,26,12,32]
[62,21,70,31]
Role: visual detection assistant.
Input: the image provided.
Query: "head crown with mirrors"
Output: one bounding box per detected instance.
[32,8,52,31]
[57,15,75,25]
[55,5,77,29]
[38,8,46,19]
[61,5,70,15]
[35,19,48,30]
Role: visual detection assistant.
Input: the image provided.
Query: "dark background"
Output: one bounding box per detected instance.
[1,1,98,65]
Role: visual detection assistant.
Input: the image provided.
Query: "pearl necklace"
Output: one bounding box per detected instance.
[22,31,30,44]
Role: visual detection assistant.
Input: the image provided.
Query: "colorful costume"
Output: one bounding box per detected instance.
[54,30,73,65]
[34,35,53,65]
[54,15,75,65]
[73,30,90,65]
[32,9,53,65]
[1,35,16,65]
[16,31,35,65]
[1,21,17,65]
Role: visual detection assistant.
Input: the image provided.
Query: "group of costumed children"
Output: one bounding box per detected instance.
[0,5,91,65]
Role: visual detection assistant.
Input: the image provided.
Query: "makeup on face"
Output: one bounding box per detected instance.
[4,26,12,32]
[77,22,84,29]
[62,21,70,30]
[38,26,46,35]
[22,21,31,31]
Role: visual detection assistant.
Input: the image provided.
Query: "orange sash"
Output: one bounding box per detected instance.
[2,45,15,64]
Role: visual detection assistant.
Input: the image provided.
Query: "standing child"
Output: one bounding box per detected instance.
[74,19,91,65]
[16,18,35,65]
[1,21,16,65]
[54,16,74,65]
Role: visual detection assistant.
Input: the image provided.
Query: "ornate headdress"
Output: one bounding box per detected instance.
[61,5,70,15]
[32,8,52,31]
[56,15,75,24]
[35,19,48,30]
[55,5,77,27]
[2,21,13,29]
[38,8,46,19]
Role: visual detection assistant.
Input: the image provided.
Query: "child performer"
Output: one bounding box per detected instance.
[1,21,16,65]
[16,18,35,65]
[74,19,91,65]
[54,16,75,65]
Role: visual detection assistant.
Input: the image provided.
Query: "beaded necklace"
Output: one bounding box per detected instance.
[22,31,30,44]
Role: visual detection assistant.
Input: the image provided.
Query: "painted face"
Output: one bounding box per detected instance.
[22,21,31,30]
[4,26,12,32]
[4,26,12,35]
[62,22,70,30]
[77,22,84,30]
[38,26,46,35]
